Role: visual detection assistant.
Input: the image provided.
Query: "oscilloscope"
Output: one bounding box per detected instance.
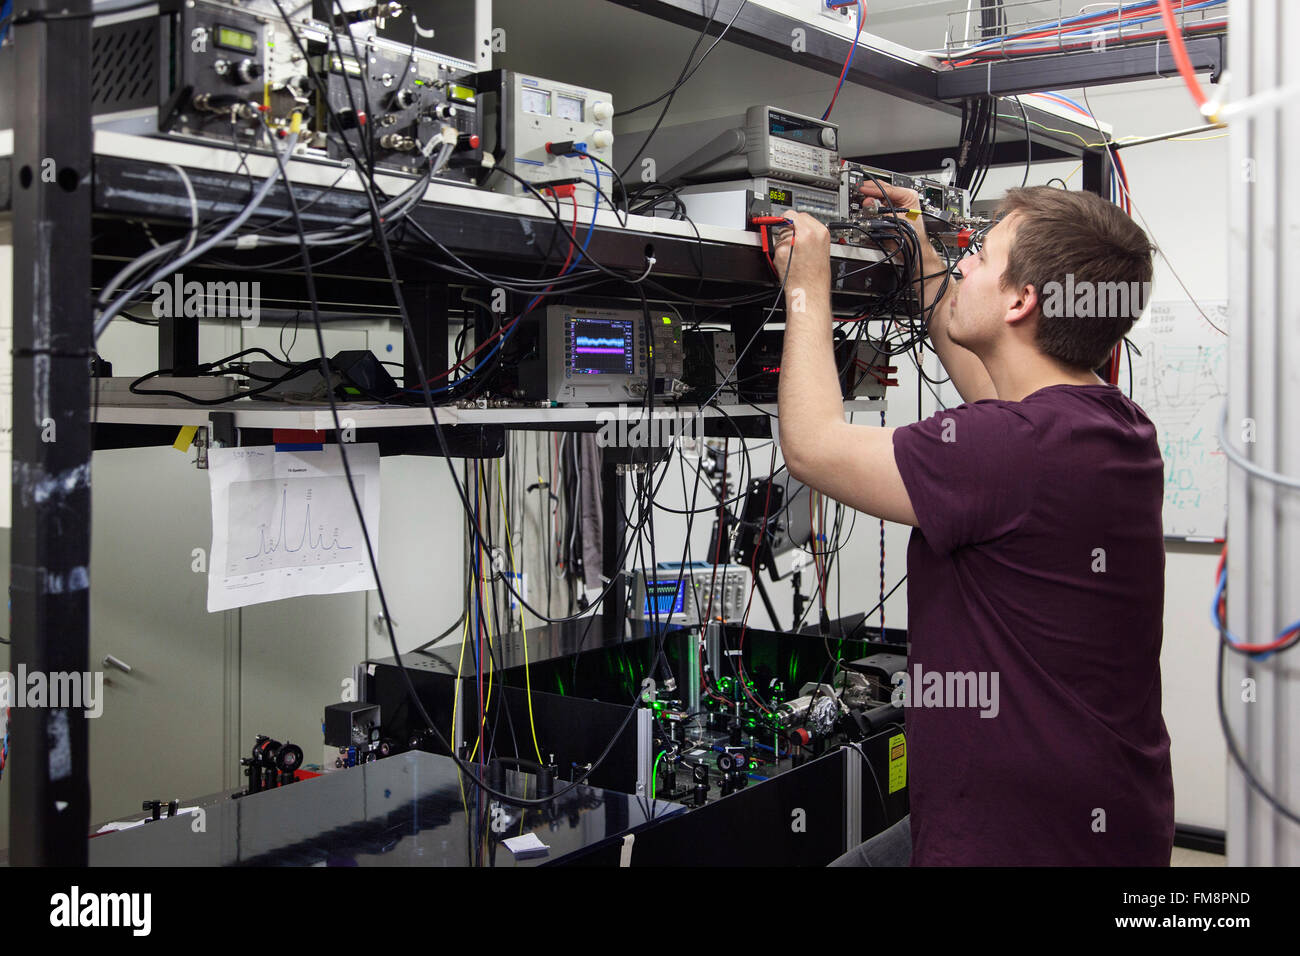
[517,305,686,404]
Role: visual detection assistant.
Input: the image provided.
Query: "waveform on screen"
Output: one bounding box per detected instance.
[574,335,626,349]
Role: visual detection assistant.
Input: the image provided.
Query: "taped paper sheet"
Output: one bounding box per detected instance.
[208,444,380,611]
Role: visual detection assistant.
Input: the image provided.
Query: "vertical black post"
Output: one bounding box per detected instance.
[1081,146,1113,200]
[9,0,95,864]
[600,454,625,642]
[404,283,450,397]
[159,312,201,375]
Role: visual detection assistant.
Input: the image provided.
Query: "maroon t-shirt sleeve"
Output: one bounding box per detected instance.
[891,402,1040,556]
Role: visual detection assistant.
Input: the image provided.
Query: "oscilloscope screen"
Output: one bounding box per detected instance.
[568,317,636,375]
[643,579,686,617]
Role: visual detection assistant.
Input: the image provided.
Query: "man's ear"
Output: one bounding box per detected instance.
[1004,283,1040,327]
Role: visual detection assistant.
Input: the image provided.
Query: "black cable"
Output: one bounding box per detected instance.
[1217,635,1300,825]
[266,104,633,808]
[618,0,749,180]
[578,152,630,224]
[1013,94,1031,188]
[617,0,737,117]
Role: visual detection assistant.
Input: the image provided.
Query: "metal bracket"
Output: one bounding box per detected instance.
[843,745,863,853]
[193,426,210,470]
[209,411,237,449]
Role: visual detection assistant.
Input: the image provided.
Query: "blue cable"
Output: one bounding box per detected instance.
[955,0,1225,56]
[821,0,864,121]
[1211,568,1300,661]
[958,0,1222,54]
[404,164,601,396]
[1029,91,1091,116]
[0,0,12,45]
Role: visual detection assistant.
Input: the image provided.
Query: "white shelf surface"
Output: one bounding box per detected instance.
[91,397,887,431]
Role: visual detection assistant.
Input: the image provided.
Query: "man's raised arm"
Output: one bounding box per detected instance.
[860,182,997,405]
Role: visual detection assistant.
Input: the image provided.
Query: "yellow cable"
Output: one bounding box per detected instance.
[452,609,470,814]
[998,114,1228,149]
[469,462,494,762]
[497,456,544,762]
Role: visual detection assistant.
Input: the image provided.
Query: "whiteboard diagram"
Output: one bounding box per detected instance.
[1127,300,1228,539]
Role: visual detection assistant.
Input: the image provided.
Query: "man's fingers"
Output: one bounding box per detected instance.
[859,181,919,209]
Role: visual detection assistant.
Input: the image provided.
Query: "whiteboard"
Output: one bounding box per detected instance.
[1126,300,1228,540]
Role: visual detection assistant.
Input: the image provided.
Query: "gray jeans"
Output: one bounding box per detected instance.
[828,815,912,866]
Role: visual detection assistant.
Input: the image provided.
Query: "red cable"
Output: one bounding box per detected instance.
[951,0,1191,54]
[758,219,796,280]
[1213,546,1300,654]
[704,446,726,625]
[474,470,484,771]
[950,17,1223,65]
[735,454,777,715]
[808,492,820,603]
[422,196,581,387]
[700,445,731,705]
[1156,0,1210,110]
[822,0,866,121]
[1112,149,1132,214]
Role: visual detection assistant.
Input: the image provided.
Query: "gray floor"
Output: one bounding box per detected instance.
[1171,847,1226,866]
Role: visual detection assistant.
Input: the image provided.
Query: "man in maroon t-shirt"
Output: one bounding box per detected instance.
[772,184,1174,866]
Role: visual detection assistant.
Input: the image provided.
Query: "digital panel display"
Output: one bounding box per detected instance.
[216,25,256,53]
[768,111,828,147]
[556,94,583,121]
[643,579,685,617]
[567,317,635,375]
[768,186,791,205]
[447,84,476,103]
[521,88,551,116]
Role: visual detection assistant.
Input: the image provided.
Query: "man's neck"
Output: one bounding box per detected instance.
[981,349,1106,402]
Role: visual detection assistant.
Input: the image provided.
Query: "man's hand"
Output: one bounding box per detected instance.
[771,211,831,287]
[857,181,943,275]
[860,181,996,403]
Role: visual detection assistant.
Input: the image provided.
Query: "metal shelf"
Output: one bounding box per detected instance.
[601,0,1220,172]
[89,396,885,430]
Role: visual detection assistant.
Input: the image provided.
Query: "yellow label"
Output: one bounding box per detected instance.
[173,425,199,453]
[887,732,907,794]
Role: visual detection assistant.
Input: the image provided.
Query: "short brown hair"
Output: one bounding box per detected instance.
[995,187,1154,370]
